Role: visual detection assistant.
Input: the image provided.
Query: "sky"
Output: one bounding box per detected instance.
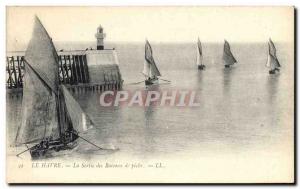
[6,6,294,49]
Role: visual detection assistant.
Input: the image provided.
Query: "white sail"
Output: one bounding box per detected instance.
[142,61,150,77]
[62,85,93,133]
[266,53,271,67]
[149,65,154,78]
[82,113,87,131]
[196,48,203,66]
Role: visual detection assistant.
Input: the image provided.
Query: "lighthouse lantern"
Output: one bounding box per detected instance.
[95,25,106,50]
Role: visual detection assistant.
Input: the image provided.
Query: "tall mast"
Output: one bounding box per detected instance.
[56,89,63,141]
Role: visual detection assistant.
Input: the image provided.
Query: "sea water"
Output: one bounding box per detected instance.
[6,42,294,163]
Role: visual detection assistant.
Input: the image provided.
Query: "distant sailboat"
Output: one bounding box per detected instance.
[142,40,161,85]
[196,38,205,70]
[266,38,280,74]
[223,40,237,68]
[15,16,93,159]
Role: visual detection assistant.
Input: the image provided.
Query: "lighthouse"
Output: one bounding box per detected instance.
[95,25,106,50]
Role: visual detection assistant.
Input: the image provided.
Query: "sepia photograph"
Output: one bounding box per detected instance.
[5,6,294,183]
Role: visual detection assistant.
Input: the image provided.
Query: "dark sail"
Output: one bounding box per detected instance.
[268,39,280,68]
[16,16,60,144]
[223,40,237,65]
[15,16,97,160]
[25,16,59,93]
[266,51,280,70]
[197,38,203,65]
[268,54,280,70]
[197,38,202,56]
[144,40,161,78]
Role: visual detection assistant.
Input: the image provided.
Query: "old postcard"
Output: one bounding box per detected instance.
[6,6,294,183]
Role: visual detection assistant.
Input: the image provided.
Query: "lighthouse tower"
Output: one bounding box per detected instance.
[95,25,106,50]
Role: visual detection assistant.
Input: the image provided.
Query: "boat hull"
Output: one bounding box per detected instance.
[269,70,276,74]
[30,140,78,159]
[269,68,280,74]
[145,78,159,86]
[198,65,206,70]
[30,131,79,159]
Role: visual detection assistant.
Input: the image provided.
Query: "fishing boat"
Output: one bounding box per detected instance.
[15,16,94,159]
[142,40,162,86]
[223,40,237,68]
[196,38,205,70]
[266,38,281,74]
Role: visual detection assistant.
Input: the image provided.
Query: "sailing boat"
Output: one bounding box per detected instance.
[142,40,162,86]
[266,38,280,74]
[15,16,93,159]
[197,38,205,70]
[223,40,237,68]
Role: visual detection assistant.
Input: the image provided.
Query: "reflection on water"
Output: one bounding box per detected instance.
[266,74,280,103]
[7,42,294,160]
[222,66,235,94]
